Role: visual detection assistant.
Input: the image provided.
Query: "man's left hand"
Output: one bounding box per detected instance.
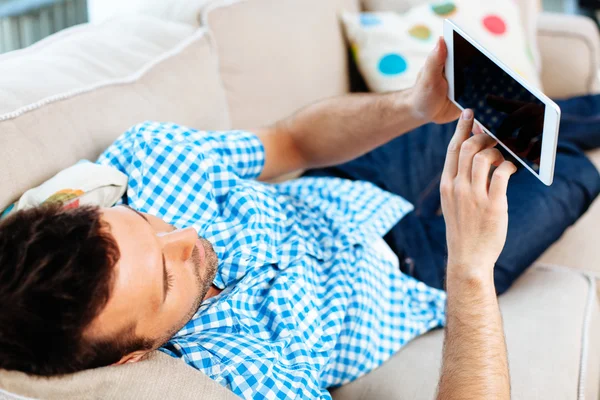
[410,37,461,125]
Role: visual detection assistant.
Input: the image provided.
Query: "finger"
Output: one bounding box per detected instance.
[457,130,497,182]
[489,161,518,201]
[420,37,447,85]
[486,95,528,114]
[442,109,475,181]
[471,148,505,195]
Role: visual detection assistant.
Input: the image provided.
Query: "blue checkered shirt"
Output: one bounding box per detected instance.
[97,121,447,400]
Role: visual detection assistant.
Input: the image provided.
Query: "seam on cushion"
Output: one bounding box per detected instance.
[535,263,600,280]
[0,27,211,123]
[535,263,595,400]
[199,0,247,27]
[567,269,600,280]
[199,0,247,125]
[202,24,232,127]
[578,276,595,400]
[0,387,38,400]
[538,30,596,94]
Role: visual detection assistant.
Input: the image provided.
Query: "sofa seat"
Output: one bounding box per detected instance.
[538,149,600,299]
[331,266,600,400]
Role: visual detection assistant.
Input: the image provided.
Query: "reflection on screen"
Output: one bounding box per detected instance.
[453,31,545,169]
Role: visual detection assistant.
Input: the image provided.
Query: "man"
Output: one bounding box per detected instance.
[0,39,598,399]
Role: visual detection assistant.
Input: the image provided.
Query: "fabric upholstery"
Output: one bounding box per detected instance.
[538,12,600,99]
[0,351,239,400]
[538,149,600,299]
[0,16,194,112]
[342,1,542,93]
[203,0,360,128]
[0,17,231,211]
[360,0,542,73]
[330,266,600,400]
[0,161,128,219]
[89,0,211,26]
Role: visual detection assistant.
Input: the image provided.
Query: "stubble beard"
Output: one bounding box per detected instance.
[192,237,218,306]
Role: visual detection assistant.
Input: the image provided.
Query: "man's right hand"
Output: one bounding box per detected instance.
[440,108,518,277]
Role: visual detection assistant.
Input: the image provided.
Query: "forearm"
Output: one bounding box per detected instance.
[437,266,510,400]
[278,89,425,170]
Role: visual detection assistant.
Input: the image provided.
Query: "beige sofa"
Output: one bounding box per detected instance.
[0,0,599,399]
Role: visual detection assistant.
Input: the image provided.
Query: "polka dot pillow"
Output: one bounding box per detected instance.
[341,0,542,93]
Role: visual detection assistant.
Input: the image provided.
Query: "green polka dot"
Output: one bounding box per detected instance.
[409,25,432,41]
[431,2,457,17]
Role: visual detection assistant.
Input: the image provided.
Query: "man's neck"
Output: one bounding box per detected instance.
[204,285,223,300]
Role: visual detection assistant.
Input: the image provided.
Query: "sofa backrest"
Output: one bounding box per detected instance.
[203,0,360,128]
[0,16,231,211]
[361,0,542,73]
[0,0,361,212]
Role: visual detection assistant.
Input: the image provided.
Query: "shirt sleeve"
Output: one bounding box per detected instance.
[202,130,266,180]
[96,122,265,181]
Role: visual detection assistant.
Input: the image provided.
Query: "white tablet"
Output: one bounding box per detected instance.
[443,19,560,186]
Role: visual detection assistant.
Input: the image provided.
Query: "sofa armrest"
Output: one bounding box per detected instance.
[537,12,600,99]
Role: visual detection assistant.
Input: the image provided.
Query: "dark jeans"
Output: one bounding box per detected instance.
[304,94,600,295]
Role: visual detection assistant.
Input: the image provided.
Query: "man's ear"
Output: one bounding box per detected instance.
[113,350,149,365]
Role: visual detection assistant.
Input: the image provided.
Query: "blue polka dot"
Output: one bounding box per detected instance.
[360,14,381,26]
[378,54,408,75]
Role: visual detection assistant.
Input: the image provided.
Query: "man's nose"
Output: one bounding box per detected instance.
[161,227,198,262]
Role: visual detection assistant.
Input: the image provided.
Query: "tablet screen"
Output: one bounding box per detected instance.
[453,31,546,170]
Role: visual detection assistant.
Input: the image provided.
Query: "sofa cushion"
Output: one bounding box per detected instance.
[537,13,600,99]
[203,0,360,128]
[361,0,542,74]
[538,148,600,299]
[88,0,211,25]
[0,351,239,400]
[342,1,542,94]
[0,16,231,211]
[330,266,600,400]
[0,160,128,220]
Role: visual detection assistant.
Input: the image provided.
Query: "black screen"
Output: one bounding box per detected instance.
[453,31,545,169]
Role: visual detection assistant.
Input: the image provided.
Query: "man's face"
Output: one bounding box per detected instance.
[86,206,218,363]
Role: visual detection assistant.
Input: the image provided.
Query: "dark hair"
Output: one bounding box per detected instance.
[0,204,152,376]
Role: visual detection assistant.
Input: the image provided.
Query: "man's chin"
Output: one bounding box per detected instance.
[198,238,218,280]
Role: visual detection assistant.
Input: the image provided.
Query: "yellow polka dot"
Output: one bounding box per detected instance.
[350,43,359,61]
[408,25,432,41]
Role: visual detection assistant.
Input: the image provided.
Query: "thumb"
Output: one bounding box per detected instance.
[420,37,446,84]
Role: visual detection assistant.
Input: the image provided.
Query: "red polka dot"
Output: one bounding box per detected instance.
[483,15,506,35]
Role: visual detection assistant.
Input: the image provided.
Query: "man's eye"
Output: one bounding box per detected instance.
[166,270,175,291]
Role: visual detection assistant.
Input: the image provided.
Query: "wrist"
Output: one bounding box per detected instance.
[405,87,432,125]
[446,262,496,292]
